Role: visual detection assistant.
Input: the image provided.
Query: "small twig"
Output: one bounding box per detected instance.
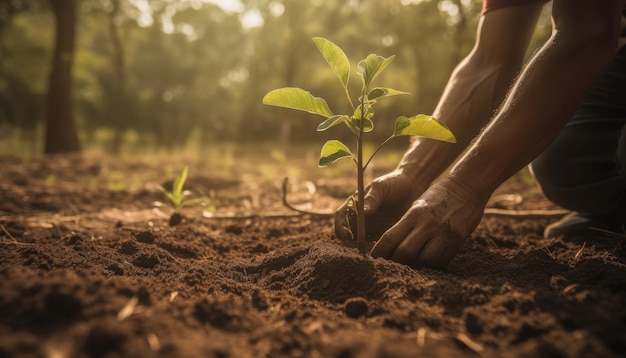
[0,225,16,241]
[0,225,33,246]
[281,177,335,217]
[455,333,484,354]
[117,296,139,321]
[483,208,570,218]
[569,241,586,267]
[205,212,306,220]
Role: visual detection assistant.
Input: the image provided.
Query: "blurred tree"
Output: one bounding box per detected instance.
[44,0,81,153]
[0,0,551,154]
[394,0,469,112]
[168,3,246,146]
[108,0,127,154]
[0,0,50,152]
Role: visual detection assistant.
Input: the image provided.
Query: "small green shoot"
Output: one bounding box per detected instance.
[263,37,456,251]
[158,166,190,211]
[156,166,216,224]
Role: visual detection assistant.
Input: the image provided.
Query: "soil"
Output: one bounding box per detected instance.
[1,153,625,358]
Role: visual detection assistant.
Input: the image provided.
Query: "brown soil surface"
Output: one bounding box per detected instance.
[1,153,625,357]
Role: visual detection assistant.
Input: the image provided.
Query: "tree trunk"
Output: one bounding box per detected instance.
[44,0,81,154]
[108,0,127,155]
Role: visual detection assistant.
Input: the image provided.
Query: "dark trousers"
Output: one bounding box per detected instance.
[531,44,626,219]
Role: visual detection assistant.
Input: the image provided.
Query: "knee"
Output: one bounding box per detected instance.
[531,142,600,213]
[530,147,571,204]
[531,140,626,216]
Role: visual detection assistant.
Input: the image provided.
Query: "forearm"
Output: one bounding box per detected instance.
[398,5,543,190]
[450,6,624,202]
[397,60,520,184]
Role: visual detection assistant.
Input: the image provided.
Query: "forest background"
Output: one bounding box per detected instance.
[0,0,552,157]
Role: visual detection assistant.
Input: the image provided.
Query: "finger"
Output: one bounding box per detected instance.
[412,239,450,269]
[414,231,461,269]
[334,199,354,241]
[391,226,437,265]
[370,216,414,258]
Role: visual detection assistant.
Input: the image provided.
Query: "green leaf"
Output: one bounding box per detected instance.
[351,104,374,132]
[159,166,189,210]
[351,117,374,133]
[358,54,395,86]
[263,88,333,118]
[172,166,188,197]
[393,115,457,143]
[319,140,353,167]
[353,105,374,120]
[313,37,350,88]
[317,115,349,131]
[350,116,374,133]
[367,87,409,102]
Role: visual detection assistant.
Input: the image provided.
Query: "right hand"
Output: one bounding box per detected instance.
[334,169,427,241]
[370,177,486,268]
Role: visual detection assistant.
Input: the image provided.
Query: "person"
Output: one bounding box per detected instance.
[334,0,626,268]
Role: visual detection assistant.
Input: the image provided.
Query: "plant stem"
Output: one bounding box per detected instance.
[356,138,366,252]
[356,91,367,252]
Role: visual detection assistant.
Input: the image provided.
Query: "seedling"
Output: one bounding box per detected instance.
[263,37,456,251]
[157,166,190,212]
[155,166,216,225]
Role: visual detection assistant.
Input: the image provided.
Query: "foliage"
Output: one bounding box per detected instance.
[263,37,456,250]
[0,0,524,155]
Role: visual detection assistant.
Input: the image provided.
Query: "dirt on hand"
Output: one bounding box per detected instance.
[1,154,625,357]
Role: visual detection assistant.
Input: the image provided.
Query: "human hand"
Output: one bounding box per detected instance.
[370,177,486,268]
[334,170,427,241]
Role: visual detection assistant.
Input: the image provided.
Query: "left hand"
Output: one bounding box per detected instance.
[370,177,487,268]
[334,169,426,241]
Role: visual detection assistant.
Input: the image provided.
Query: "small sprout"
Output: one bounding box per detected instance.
[263,37,456,251]
[156,166,216,225]
[157,166,190,212]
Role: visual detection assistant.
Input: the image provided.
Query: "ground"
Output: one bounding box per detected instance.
[1,150,625,358]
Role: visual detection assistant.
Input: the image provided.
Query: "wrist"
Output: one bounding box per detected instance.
[435,175,492,209]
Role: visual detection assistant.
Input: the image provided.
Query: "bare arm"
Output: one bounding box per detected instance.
[371,0,626,268]
[450,0,626,203]
[398,4,543,188]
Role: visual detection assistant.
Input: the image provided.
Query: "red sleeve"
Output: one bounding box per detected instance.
[482,0,550,15]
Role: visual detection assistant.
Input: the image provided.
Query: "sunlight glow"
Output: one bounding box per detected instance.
[240,9,264,29]
[202,0,245,13]
[400,0,427,5]
[202,0,264,29]
[129,0,263,30]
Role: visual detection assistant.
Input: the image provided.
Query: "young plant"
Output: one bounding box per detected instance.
[156,166,216,225]
[263,37,456,251]
[157,166,190,212]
